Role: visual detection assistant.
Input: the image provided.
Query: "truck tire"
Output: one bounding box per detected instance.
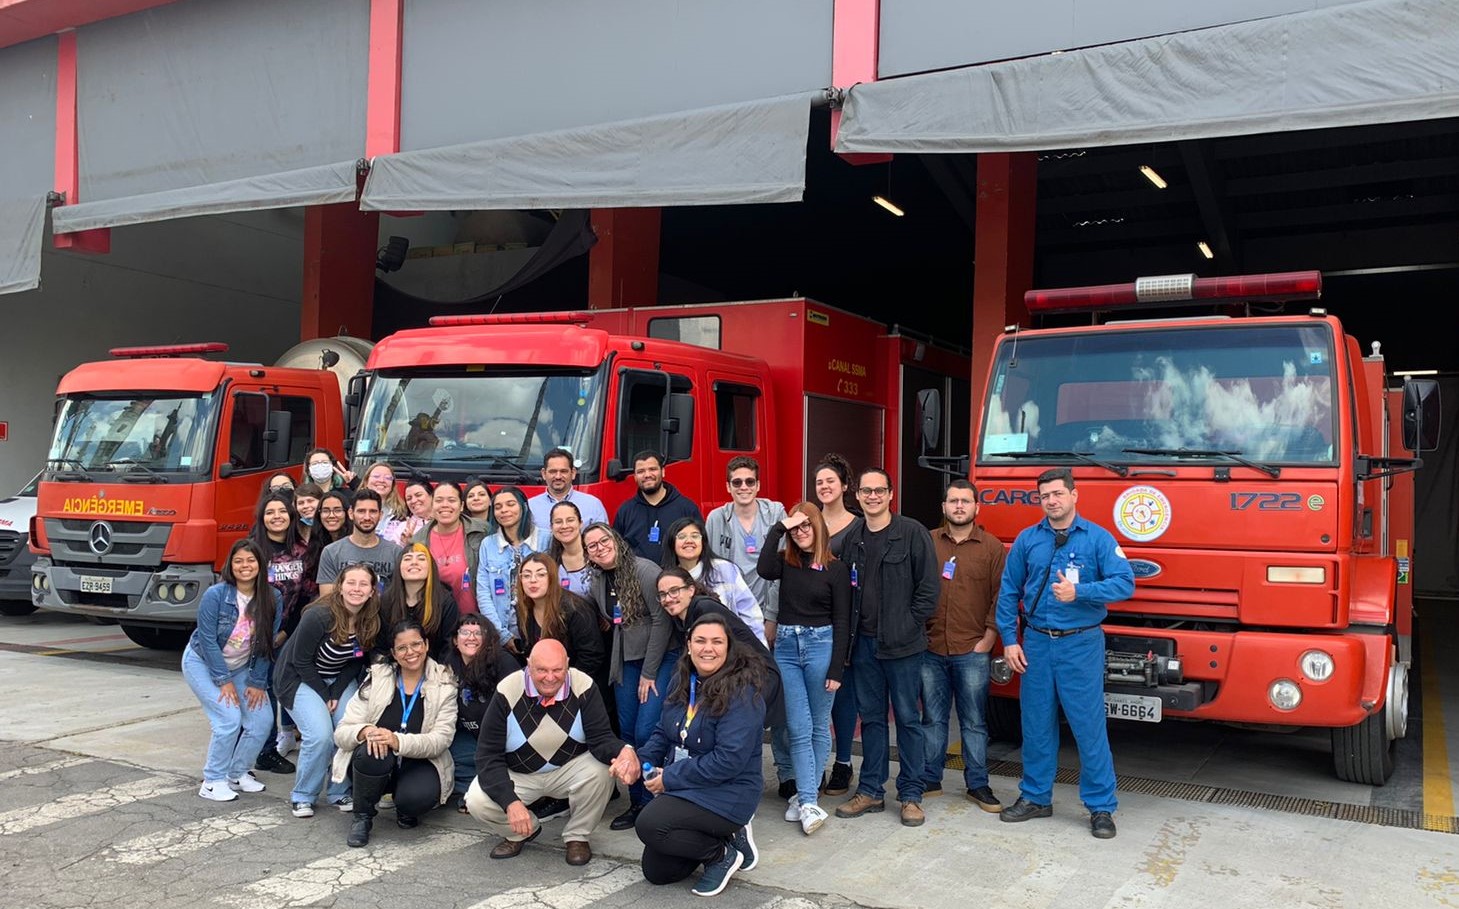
[987,695,1023,745]
[1331,711,1395,785]
[121,624,192,651]
[0,600,38,617]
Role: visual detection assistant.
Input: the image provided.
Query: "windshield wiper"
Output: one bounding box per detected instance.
[1122,448,1281,478]
[988,450,1129,477]
[46,458,94,482]
[451,453,537,482]
[110,460,170,484]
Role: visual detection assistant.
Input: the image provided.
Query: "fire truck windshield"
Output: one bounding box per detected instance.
[47,395,216,476]
[354,367,606,481]
[979,322,1337,466]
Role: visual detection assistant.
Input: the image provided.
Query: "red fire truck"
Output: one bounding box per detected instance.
[970,271,1439,784]
[29,342,351,648]
[348,298,969,526]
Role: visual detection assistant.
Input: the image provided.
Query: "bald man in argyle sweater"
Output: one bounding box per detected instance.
[466,640,639,865]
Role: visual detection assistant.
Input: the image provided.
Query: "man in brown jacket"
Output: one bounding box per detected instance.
[921,479,1006,811]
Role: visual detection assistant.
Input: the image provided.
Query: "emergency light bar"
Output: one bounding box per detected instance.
[109,342,230,358]
[1024,270,1322,314]
[428,312,592,327]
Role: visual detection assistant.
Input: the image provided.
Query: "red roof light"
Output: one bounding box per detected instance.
[428,312,592,327]
[1025,271,1322,314]
[109,342,230,358]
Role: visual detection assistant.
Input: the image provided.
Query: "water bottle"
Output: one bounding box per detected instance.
[642,761,661,781]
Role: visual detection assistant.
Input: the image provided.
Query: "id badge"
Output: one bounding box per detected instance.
[1065,566,1081,584]
[648,524,661,543]
[672,745,690,764]
[744,536,757,555]
[494,577,507,596]
[850,565,859,588]
[942,559,956,581]
[353,647,365,659]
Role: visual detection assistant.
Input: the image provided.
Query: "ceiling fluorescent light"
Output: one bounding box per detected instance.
[1197,240,1214,259]
[872,195,905,217]
[1139,165,1168,189]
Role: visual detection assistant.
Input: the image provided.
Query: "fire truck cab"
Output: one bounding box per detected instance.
[972,272,1440,784]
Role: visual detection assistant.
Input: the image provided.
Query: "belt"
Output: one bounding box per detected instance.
[1026,623,1100,638]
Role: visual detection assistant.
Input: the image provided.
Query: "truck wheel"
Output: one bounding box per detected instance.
[0,600,38,617]
[121,624,192,651]
[987,695,1023,744]
[1331,711,1395,785]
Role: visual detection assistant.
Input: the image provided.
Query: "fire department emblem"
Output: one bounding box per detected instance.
[1113,485,1171,542]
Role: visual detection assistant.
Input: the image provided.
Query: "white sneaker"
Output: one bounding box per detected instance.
[799,802,829,835]
[291,802,315,818]
[332,796,354,812]
[378,793,395,811]
[276,729,300,756]
[227,772,266,793]
[784,795,801,823]
[198,780,238,802]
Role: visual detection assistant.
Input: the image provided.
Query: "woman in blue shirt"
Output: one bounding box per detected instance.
[476,485,549,653]
[181,539,283,802]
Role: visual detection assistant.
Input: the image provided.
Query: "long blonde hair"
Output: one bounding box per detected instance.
[359,460,407,518]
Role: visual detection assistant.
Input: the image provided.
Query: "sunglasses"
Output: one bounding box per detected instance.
[729,478,758,488]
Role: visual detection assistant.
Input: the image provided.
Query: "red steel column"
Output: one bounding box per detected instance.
[971,152,1037,411]
[588,208,661,309]
[831,0,890,164]
[52,31,110,254]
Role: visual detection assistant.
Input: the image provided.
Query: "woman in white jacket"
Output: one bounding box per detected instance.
[332,618,459,847]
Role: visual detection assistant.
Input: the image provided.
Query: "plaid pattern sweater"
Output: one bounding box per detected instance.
[475,667,625,810]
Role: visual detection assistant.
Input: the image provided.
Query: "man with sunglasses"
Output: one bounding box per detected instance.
[835,468,940,828]
[994,467,1133,839]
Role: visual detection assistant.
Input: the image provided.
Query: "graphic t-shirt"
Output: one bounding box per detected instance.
[221,593,254,671]
[317,537,403,590]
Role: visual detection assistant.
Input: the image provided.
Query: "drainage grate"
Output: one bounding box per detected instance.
[958,753,1459,834]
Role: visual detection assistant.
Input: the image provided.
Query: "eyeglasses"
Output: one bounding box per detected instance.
[393,640,427,654]
[857,486,890,498]
[584,538,614,553]
[657,584,693,602]
[319,507,345,516]
[675,532,703,542]
[729,478,758,488]
[790,523,815,533]
[456,629,484,640]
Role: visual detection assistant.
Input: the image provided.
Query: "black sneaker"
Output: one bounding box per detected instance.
[999,797,1052,823]
[254,749,296,775]
[966,786,1003,813]
[396,813,419,829]
[821,762,853,796]
[529,796,571,822]
[728,818,758,871]
[922,782,944,797]
[1090,811,1117,839]
[777,778,798,800]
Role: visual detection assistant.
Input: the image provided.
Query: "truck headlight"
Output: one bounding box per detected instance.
[1268,679,1302,711]
[171,583,188,602]
[155,583,169,601]
[1299,650,1334,682]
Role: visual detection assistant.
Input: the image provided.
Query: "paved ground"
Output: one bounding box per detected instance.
[2,609,1458,909]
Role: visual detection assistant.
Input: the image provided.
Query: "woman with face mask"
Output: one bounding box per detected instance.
[274,564,382,818]
[476,486,549,652]
[303,448,354,493]
[662,517,766,645]
[330,618,459,847]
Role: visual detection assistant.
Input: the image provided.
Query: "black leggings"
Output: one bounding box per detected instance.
[635,795,740,884]
[350,749,441,817]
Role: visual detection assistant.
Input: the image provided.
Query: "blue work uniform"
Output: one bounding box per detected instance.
[995,514,1134,813]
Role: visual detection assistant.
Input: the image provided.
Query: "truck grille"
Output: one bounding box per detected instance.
[43,517,171,569]
[0,531,19,566]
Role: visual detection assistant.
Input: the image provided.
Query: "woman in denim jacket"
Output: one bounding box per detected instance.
[475,485,549,653]
[181,539,283,802]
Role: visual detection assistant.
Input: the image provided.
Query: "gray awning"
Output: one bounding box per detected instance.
[837,0,1459,154]
[51,161,361,234]
[0,37,57,295]
[363,92,817,211]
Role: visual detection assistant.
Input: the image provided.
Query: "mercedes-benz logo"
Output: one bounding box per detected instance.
[88,521,114,555]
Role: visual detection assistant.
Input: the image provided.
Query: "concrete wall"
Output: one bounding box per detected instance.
[0,209,303,493]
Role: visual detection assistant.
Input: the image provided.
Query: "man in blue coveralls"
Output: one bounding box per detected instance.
[995,467,1134,839]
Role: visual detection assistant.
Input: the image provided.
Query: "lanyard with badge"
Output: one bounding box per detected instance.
[674,675,697,763]
[396,676,423,733]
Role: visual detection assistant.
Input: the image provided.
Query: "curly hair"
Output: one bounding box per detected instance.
[582,522,648,625]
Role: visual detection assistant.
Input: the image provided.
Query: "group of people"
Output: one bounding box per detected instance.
[182,444,1135,899]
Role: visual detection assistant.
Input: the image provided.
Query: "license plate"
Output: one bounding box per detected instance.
[1105,692,1162,723]
[79,575,113,594]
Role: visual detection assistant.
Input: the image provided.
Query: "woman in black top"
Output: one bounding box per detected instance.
[247,491,315,772]
[756,502,851,835]
[513,553,605,679]
[379,543,461,659]
[813,452,863,794]
[443,613,518,810]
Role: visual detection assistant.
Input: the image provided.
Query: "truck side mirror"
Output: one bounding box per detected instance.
[917,388,942,452]
[1402,378,1441,452]
[664,393,695,464]
[605,458,630,481]
[265,410,293,465]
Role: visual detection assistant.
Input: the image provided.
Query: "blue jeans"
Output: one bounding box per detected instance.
[920,650,991,790]
[1020,627,1117,812]
[181,646,273,781]
[852,634,927,802]
[450,727,477,797]
[617,654,677,806]
[831,659,858,764]
[774,624,835,807]
[288,679,358,805]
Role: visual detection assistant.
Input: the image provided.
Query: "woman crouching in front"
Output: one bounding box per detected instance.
[634,613,765,898]
[332,619,459,847]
